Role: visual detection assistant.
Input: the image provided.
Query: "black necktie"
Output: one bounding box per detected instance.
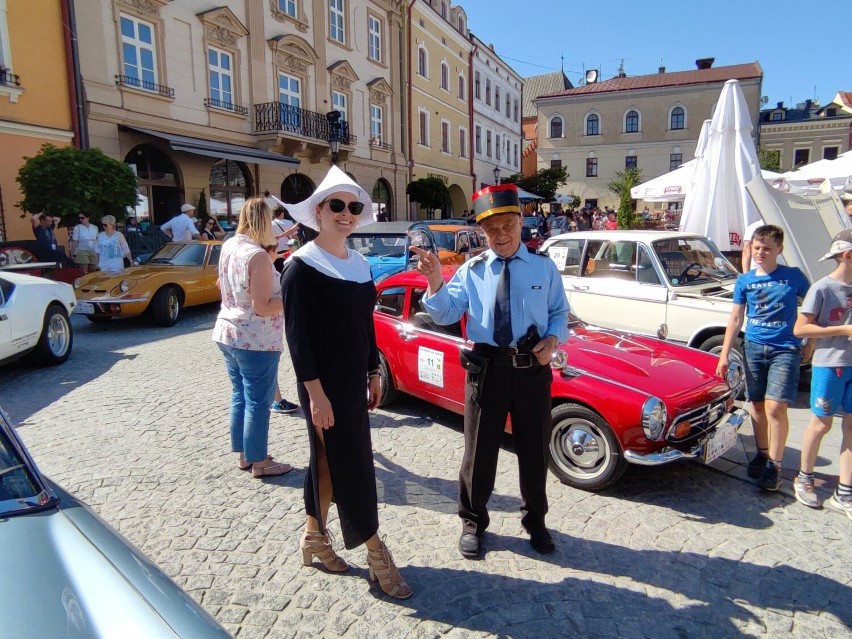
[493,257,514,348]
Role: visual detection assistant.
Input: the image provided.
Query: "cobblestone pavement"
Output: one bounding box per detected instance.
[2,306,851,638]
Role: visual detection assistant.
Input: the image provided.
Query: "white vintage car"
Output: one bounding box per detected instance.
[0,271,76,367]
[540,230,744,371]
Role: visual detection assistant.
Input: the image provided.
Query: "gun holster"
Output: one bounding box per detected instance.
[459,348,489,403]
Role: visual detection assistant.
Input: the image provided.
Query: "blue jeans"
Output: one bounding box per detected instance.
[743,340,801,405]
[218,343,280,463]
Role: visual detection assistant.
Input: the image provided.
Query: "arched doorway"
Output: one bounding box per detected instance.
[372,179,392,221]
[210,160,252,228]
[448,184,467,219]
[281,173,315,204]
[124,145,181,225]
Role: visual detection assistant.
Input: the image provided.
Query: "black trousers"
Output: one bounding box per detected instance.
[458,357,551,536]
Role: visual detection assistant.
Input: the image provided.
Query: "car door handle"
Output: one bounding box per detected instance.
[571,285,589,291]
[397,329,417,341]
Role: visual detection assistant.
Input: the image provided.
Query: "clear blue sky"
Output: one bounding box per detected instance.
[462,0,846,108]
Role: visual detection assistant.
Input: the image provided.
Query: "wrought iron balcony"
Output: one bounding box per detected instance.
[0,66,21,88]
[254,102,356,145]
[370,138,391,151]
[115,74,174,98]
[204,97,248,116]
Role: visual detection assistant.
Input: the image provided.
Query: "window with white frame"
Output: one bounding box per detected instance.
[459,127,467,158]
[441,120,450,153]
[505,94,510,117]
[624,109,639,133]
[0,0,11,71]
[495,87,501,112]
[485,79,491,105]
[370,104,383,144]
[418,46,427,77]
[474,71,480,99]
[332,91,347,121]
[208,47,233,107]
[278,72,302,130]
[486,130,492,157]
[120,14,158,89]
[513,99,519,122]
[458,74,465,100]
[368,14,382,62]
[278,0,297,17]
[329,0,345,44]
[440,62,449,90]
[670,106,685,130]
[495,134,501,160]
[513,142,518,167]
[419,109,429,146]
[475,125,481,154]
[586,113,600,136]
[549,116,562,138]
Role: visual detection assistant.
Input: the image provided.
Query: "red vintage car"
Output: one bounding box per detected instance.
[373,267,747,491]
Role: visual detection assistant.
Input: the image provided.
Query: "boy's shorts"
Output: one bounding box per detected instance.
[810,366,852,417]
[743,341,801,404]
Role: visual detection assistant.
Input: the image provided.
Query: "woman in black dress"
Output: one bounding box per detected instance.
[281,166,411,600]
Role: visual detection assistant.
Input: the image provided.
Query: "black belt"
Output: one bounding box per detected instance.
[473,343,537,369]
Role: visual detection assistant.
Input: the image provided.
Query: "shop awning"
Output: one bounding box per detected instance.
[122,126,300,167]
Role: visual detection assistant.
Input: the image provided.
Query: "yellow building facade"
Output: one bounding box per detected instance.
[0,0,75,242]
[407,0,471,218]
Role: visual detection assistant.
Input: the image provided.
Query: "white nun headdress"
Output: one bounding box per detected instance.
[286,165,375,231]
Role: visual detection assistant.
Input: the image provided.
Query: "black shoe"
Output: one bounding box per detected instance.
[529,528,555,554]
[747,451,768,479]
[458,532,482,559]
[756,463,782,491]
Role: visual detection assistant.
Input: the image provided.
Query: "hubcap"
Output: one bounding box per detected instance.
[168,293,179,319]
[47,314,70,356]
[550,418,610,479]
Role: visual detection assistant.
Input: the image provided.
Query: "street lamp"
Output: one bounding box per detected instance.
[326,110,342,165]
[492,165,501,185]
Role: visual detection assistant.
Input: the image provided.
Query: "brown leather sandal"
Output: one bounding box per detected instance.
[300,530,349,572]
[251,461,292,477]
[366,539,412,599]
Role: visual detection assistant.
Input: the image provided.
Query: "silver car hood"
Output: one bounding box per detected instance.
[0,484,230,639]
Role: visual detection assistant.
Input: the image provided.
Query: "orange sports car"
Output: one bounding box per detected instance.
[426,224,487,265]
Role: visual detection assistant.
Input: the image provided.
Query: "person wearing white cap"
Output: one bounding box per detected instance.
[160,203,200,241]
[280,166,411,599]
[792,228,852,518]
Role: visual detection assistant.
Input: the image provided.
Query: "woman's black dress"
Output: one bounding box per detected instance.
[280,256,380,549]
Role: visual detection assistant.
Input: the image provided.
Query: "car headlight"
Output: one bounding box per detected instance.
[119,279,131,293]
[550,349,568,369]
[725,361,743,391]
[642,396,668,441]
[73,278,82,289]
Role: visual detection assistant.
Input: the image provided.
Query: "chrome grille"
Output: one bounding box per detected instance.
[667,394,730,442]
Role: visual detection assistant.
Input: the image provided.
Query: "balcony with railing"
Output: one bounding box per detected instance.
[0,66,21,88]
[115,74,174,98]
[204,97,248,116]
[254,102,356,159]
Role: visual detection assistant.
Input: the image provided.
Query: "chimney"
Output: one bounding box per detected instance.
[777,101,784,109]
[695,57,714,70]
[658,65,665,74]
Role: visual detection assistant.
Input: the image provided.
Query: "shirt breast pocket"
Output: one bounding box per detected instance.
[522,285,547,312]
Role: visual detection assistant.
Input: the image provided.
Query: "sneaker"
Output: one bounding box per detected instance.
[793,475,821,508]
[827,493,852,521]
[756,464,782,491]
[271,399,298,414]
[747,451,768,479]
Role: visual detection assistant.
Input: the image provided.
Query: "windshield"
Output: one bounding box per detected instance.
[432,231,457,251]
[651,237,738,286]
[346,235,407,258]
[148,243,208,266]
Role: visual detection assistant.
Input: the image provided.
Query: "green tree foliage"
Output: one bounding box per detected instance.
[502,166,568,202]
[16,144,138,227]
[607,168,643,229]
[758,147,781,172]
[197,189,209,219]
[406,177,450,218]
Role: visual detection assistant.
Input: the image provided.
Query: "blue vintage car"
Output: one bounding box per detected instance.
[345,221,439,283]
[0,406,231,638]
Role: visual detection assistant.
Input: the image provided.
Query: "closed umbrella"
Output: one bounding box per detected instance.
[679,80,762,250]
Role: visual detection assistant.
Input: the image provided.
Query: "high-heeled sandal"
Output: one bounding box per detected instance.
[300,530,349,572]
[366,539,412,599]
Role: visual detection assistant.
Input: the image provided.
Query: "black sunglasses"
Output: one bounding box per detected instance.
[324,198,364,215]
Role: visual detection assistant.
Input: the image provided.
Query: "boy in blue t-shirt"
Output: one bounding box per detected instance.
[791,229,852,519]
[717,225,810,491]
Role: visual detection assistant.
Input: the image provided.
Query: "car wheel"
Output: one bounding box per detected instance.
[700,334,745,399]
[377,352,400,407]
[32,303,73,365]
[86,316,112,324]
[547,403,627,491]
[151,285,181,327]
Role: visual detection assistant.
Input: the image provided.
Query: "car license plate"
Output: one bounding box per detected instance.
[702,420,737,464]
[75,301,94,315]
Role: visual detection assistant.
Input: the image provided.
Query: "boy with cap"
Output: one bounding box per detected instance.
[716,225,810,491]
[412,184,570,558]
[791,229,852,518]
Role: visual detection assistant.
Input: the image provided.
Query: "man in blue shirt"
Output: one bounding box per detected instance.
[413,184,570,558]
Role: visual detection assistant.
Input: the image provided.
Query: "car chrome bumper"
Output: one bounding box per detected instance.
[83,296,148,303]
[624,408,748,466]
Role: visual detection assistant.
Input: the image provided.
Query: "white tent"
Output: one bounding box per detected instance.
[679,79,763,250]
[630,160,697,201]
[779,154,852,192]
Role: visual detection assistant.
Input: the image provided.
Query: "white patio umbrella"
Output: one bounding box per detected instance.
[631,160,696,201]
[780,155,852,192]
[516,187,544,202]
[679,79,762,250]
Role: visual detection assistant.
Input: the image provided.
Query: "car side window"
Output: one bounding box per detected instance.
[207,245,222,267]
[376,286,406,317]
[634,244,662,285]
[410,288,463,338]
[0,277,13,307]
[545,239,584,276]
[585,240,635,281]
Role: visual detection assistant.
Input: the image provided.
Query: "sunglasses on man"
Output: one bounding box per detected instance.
[324,198,364,215]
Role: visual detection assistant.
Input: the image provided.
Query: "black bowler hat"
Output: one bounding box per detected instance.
[472,183,521,224]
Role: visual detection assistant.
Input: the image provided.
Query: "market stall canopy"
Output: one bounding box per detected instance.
[630,160,697,201]
[516,187,544,201]
[779,154,852,193]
